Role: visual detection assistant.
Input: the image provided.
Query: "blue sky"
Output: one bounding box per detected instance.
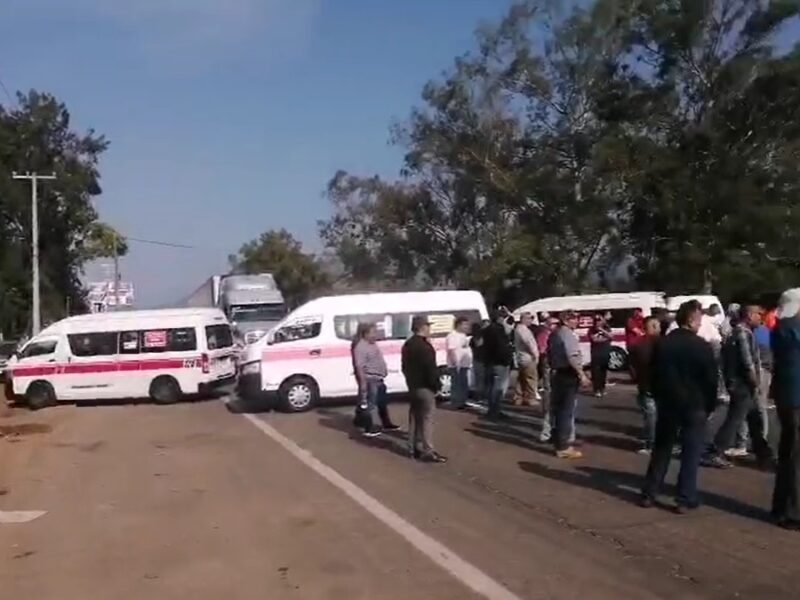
[1,0,512,307]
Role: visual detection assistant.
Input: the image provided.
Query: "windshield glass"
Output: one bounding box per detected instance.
[230,304,286,323]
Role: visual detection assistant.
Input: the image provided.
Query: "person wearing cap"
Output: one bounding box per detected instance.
[547,310,590,459]
[770,288,800,528]
[401,315,447,463]
[640,301,718,513]
[513,312,539,406]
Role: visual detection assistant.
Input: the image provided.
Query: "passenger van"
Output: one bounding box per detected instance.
[238,290,489,412]
[6,308,237,409]
[513,292,667,371]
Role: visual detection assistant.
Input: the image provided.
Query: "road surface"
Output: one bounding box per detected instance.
[1,385,798,599]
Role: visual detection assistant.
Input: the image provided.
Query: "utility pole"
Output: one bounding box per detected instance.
[112,232,120,311]
[12,172,56,336]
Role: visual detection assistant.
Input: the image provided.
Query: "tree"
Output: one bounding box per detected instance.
[0,90,111,335]
[229,229,329,308]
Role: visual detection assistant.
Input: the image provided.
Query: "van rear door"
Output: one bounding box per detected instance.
[63,332,119,400]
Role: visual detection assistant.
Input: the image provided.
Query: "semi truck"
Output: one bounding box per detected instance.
[183,273,286,344]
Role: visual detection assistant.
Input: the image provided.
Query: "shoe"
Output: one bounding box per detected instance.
[539,432,551,443]
[535,391,542,401]
[724,447,749,458]
[556,447,583,459]
[420,452,448,463]
[381,422,401,431]
[594,392,603,398]
[701,455,733,469]
[410,448,421,460]
[673,503,699,515]
[639,495,654,508]
[636,447,652,456]
[363,426,382,438]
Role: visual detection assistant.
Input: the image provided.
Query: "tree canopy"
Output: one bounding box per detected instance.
[229,229,329,308]
[0,91,122,337]
[319,0,800,306]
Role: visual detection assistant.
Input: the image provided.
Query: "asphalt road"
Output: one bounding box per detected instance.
[1,384,798,599]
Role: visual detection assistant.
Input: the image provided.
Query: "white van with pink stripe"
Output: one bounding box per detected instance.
[238,291,489,412]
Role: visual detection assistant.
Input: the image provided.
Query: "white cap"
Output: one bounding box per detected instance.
[777,288,800,320]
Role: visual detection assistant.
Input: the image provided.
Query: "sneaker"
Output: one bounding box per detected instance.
[556,447,584,459]
[639,495,654,508]
[724,447,749,458]
[420,452,448,463]
[363,426,382,438]
[539,432,551,443]
[381,422,401,431]
[535,391,542,401]
[702,455,733,469]
[636,447,652,456]
[673,503,699,515]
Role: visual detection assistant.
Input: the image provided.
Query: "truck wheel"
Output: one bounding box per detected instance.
[150,376,182,405]
[608,347,629,372]
[278,376,318,413]
[26,381,57,411]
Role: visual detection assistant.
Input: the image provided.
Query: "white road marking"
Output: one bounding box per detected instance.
[240,412,524,600]
[0,510,46,524]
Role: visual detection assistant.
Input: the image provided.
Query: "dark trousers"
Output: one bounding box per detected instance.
[408,388,436,454]
[642,406,706,507]
[551,370,579,451]
[712,384,772,460]
[773,404,800,523]
[590,353,609,394]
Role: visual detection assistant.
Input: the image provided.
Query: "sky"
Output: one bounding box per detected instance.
[0,0,513,307]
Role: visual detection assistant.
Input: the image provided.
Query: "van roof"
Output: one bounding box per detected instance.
[514,292,666,315]
[38,308,228,336]
[288,290,488,319]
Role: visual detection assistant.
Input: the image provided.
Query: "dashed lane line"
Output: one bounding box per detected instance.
[0,510,47,524]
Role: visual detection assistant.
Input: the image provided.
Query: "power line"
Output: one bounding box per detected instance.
[126,236,195,249]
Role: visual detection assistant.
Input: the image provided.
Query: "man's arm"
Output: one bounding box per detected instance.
[353,344,368,396]
[736,328,759,388]
[564,331,590,384]
[699,341,719,413]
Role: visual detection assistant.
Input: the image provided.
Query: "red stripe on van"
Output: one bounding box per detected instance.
[261,338,448,362]
[11,357,200,378]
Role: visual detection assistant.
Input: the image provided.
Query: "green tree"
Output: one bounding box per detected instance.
[0,90,111,335]
[230,229,329,308]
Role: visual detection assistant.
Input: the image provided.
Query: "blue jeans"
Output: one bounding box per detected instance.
[488,365,510,415]
[449,367,469,407]
[636,392,657,449]
[361,379,390,427]
[551,370,579,450]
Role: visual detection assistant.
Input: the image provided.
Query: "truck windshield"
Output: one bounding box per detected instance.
[230,304,286,323]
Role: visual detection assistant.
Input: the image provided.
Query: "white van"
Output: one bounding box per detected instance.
[238,290,489,412]
[666,294,723,314]
[513,292,667,370]
[6,308,237,409]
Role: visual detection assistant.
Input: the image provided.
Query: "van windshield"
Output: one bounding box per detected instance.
[230,304,286,323]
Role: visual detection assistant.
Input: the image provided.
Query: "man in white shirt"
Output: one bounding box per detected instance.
[513,312,540,406]
[446,317,473,409]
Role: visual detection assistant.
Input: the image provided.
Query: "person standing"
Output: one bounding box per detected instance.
[537,316,558,442]
[402,316,447,463]
[588,314,613,398]
[754,313,773,431]
[771,289,800,529]
[483,309,514,420]
[626,308,646,350]
[470,320,490,404]
[445,317,472,410]
[353,322,399,437]
[703,305,774,469]
[640,301,718,513]
[628,316,661,454]
[547,311,590,459]
[513,312,539,406]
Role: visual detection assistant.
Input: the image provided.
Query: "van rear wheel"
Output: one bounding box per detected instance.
[26,381,56,411]
[278,376,318,413]
[150,376,182,405]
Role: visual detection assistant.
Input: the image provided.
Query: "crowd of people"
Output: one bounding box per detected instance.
[347,289,800,529]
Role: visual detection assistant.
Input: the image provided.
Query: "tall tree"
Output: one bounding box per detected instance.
[230,229,329,308]
[0,90,112,335]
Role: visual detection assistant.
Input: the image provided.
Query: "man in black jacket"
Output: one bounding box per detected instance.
[482,309,514,419]
[641,301,718,512]
[402,315,447,463]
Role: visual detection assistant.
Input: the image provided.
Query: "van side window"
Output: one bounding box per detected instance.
[19,339,57,359]
[141,328,197,353]
[392,310,482,339]
[68,333,119,357]
[206,325,234,350]
[272,320,321,344]
[119,331,140,354]
[333,315,389,341]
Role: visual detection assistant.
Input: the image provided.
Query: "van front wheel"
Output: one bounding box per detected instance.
[26,381,56,411]
[150,376,182,405]
[278,376,318,413]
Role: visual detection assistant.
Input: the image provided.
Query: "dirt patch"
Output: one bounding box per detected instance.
[0,423,52,437]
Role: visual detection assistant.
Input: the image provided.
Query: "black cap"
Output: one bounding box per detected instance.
[411,315,430,333]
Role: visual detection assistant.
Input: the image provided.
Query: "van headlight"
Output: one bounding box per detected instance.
[245,330,266,344]
[240,361,261,376]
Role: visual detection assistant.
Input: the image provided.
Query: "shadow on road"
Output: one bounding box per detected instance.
[224,396,274,415]
[593,403,640,414]
[518,461,770,523]
[316,408,411,459]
